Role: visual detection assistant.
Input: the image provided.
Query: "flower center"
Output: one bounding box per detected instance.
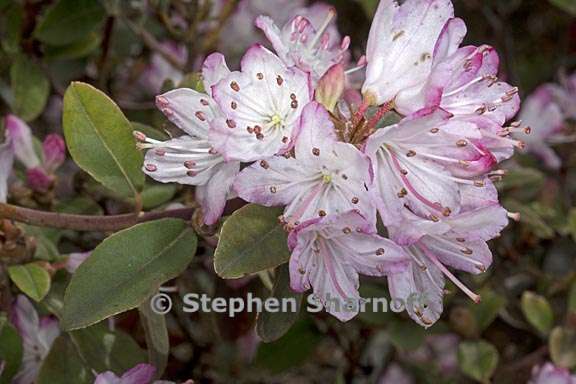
[322,174,332,183]
[271,114,283,127]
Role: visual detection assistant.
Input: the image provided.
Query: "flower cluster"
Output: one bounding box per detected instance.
[138,0,524,327]
[518,72,576,169]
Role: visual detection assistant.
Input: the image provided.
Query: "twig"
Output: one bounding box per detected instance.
[124,19,185,71]
[0,203,194,232]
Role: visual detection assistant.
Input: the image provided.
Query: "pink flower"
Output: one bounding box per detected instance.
[93,364,156,384]
[256,5,350,82]
[518,85,566,169]
[43,134,66,173]
[529,362,576,384]
[234,102,376,225]
[139,53,240,225]
[364,108,497,226]
[140,41,187,94]
[362,0,454,106]
[288,210,409,321]
[64,251,92,273]
[379,363,414,384]
[5,115,40,170]
[387,204,508,327]
[395,18,520,122]
[5,115,66,193]
[11,295,60,384]
[209,45,312,162]
[0,136,14,203]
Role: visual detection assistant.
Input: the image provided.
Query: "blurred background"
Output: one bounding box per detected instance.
[1,0,576,383]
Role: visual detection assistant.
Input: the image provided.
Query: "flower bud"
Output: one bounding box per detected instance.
[315,63,345,113]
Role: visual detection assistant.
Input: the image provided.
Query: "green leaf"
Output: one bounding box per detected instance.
[62,218,197,330]
[44,33,101,60]
[0,315,23,384]
[34,0,106,46]
[549,326,576,369]
[8,262,51,302]
[63,82,144,198]
[458,340,499,383]
[568,281,576,314]
[550,0,576,15]
[256,264,302,343]
[10,55,50,121]
[470,289,506,331]
[521,292,554,335]
[255,320,321,373]
[499,167,544,190]
[70,322,147,373]
[139,299,169,377]
[1,4,23,55]
[388,320,426,351]
[215,204,290,279]
[37,335,93,384]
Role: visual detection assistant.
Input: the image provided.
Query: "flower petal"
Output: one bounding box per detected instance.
[195,160,240,225]
[363,0,454,105]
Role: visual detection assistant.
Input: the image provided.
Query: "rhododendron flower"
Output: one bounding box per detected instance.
[362,0,454,106]
[364,108,497,225]
[288,210,409,321]
[388,204,508,326]
[64,251,92,273]
[11,295,60,384]
[529,363,576,384]
[234,102,375,225]
[0,136,14,203]
[139,53,240,225]
[210,45,312,161]
[546,72,576,120]
[256,5,350,82]
[94,364,156,384]
[518,85,566,169]
[4,115,66,193]
[395,18,520,121]
[141,42,187,95]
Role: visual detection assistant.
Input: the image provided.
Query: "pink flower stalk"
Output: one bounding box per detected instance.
[256,5,350,82]
[395,18,520,121]
[529,362,576,384]
[11,295,60,384]
[93,364,156,384]
[209,45,312,162]
[288,210,409,321]
[518,85,567,169]
[362,0,454,106]
[139,53,240,225]
[0,136,14,203]
[234,102,376,226]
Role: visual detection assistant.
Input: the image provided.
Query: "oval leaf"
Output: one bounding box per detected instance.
[37,335,93,384]
[257,264,302,343]
[10,55,50,121]
[7,262,51,302]
[0,315,23,384]
[550,326,576,369]
[215,204,290,279]
[521,291,554,335]
[62,218,197,330]
[139,299,169,377]
[458,340,499,383]
[34,0,106,46]
[63,82,144,198]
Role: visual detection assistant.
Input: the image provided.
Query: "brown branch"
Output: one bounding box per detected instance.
[0,203,194,232]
